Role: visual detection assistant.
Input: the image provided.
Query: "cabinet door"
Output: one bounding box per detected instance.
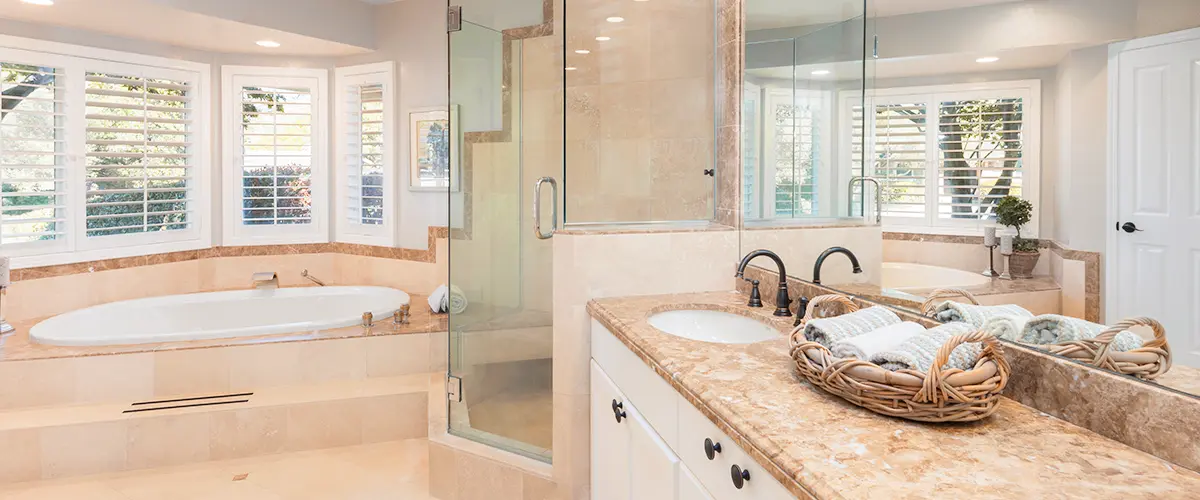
[629,408,679,500]
[592,361,631,500]
[679,467,715,500]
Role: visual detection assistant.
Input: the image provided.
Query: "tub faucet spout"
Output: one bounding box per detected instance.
[252,272,278,290]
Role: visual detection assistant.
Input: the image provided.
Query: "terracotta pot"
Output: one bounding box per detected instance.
[1008,251,1040,279]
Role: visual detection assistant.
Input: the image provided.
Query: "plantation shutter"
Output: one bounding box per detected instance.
[0,63,65,246]
[866,101,928,219]
[936,97,1025,221]
[344,83,384,227]
[239,85,314,226]
[85,72,193,237]
[767,92,819,218]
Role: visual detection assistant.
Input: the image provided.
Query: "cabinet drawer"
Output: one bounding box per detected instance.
[677,394,796,500]
[591,319,679,449]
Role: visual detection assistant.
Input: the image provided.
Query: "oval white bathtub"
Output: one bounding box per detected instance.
[882,262,992,291]
[29,286,410,346]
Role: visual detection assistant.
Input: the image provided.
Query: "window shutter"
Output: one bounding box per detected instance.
[239,85,314,226]
[936,98,1024,220]
[0,63,66,245]
[769,94,819,217]
[867,102,928,219]
[84,72,193,237]
[345,83,384,227]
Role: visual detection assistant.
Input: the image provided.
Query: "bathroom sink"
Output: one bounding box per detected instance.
[647,310,781,344]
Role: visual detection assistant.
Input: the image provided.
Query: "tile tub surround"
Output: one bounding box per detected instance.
[587,292,1200,499]
[882,232,1101,322]
[13,225,450,282]
[739,264,1200,472]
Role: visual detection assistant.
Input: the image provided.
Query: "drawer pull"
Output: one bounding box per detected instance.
[704,438,722,460]
[611,399,626,423]
[731,464,750,489]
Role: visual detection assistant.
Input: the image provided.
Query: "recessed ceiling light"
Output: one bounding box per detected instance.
[811,70,831,75]
[606,16,625,23]
[565,67,578,71]
[976,56,999,63]
[21,0,54,5]
[575,49,591,54]
[256,40,282,48]
[595,36,612,42]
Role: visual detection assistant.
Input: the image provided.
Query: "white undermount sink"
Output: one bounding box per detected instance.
[647,309,781,344]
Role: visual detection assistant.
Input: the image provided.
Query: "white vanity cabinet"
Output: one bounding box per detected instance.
[591,320,797,500]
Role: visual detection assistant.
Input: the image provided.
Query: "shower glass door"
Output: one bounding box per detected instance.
[447,10,556,463]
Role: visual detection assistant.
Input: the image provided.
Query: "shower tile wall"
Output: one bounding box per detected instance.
[562,0,716,223]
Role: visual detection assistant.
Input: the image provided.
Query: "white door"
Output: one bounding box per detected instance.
[591,361,631,500]
[678,467,715,500]
[1113,33,1200,367]
[629,409,679,500]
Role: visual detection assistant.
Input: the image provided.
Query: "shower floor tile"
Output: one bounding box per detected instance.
[0,439,432,500]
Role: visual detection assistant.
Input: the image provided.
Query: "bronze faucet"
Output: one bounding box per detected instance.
[735,249,792,317]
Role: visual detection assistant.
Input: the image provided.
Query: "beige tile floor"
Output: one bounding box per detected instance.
[0,439,431,500]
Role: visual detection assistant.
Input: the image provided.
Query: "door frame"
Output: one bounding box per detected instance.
[1105,26,1200,321]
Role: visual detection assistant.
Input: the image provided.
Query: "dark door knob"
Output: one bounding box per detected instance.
[611,399,626,423]
[1119,222,1143,233]
[730,464,750,489]
[704,438,722,460]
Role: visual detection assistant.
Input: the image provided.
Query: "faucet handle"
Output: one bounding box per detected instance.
[744,278,763,308]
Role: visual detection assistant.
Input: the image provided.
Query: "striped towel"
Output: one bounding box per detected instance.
[872,322,982,373]
[1020,315,1144,352]
[804,306,901,348]
[934,301,1032,328]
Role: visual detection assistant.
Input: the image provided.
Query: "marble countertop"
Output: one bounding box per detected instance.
[587,291,1200,500]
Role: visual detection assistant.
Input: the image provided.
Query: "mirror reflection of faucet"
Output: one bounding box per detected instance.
[812,247,863,285]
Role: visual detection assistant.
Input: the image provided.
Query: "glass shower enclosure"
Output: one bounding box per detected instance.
[446,5,559,463]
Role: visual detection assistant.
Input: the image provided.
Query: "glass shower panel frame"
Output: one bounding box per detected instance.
[447,18,554,464]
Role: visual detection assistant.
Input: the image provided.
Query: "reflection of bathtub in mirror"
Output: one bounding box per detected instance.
[881,262,992,291]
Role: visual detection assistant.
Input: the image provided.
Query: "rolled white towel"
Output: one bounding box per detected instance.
[428,285,449,313]
[448,285,468,315]
[831,321,926,360]
[983,315,1028,342]
[872,322,981,373]
[804,306,901,348]
[1020,315,1144,352]
[934,301,1033,327]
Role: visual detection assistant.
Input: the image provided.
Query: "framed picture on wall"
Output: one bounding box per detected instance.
[408,105,459,192]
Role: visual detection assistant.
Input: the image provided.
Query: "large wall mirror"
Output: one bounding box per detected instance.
[742,0,1200,400]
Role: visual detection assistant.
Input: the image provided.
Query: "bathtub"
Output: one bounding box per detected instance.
[881,262,992,292]
[30,286,410,346]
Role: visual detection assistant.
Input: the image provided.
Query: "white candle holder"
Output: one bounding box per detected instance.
[0,286,12,336]
[998,251,1013,281]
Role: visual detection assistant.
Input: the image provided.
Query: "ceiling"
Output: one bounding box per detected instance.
[0,0,375,56]
[746,43,1080,83]
[747,0,1024,31]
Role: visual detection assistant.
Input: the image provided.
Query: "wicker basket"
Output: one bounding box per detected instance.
[920,289,1172,380]
[790,294,1010,423]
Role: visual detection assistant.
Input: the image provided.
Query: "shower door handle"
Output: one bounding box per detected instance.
[534,177,559,240]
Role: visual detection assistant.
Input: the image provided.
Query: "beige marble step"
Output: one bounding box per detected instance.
[0,373,431,483]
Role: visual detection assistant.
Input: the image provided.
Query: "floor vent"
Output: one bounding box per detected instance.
[125,392,253,414]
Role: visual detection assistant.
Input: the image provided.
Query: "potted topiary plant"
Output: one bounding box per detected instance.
[995,195,1039,278]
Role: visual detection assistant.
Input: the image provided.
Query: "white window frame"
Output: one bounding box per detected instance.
[761,87,833,219]
[841,80,1041,237]
[0,35,211,269]
[334,62,395,246]
[221,66,329,246]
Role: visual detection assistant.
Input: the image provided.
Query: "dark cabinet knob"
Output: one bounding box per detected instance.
[1119,222,1143,233]
[704,438,722,460]
[611,399,626,423]
[730,464,750,489]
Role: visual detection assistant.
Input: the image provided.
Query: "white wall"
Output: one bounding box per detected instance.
[339,0,453,250]
[150,0,376,49]
[1052,46,1109,252]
